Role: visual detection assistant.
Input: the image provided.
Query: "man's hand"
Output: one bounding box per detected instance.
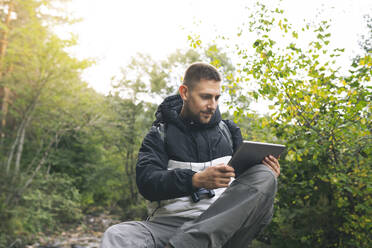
[192,164,235,189]
[262,155,280,177]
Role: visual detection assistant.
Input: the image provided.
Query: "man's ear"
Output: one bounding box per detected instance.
[179,84,189,101]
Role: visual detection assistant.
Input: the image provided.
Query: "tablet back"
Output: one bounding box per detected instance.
[228,141,285,177]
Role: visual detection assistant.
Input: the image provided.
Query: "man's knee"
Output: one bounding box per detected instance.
[236,164,277,196]
[101,221,152,248]
[101,224,126,247]
[255,164,277,196]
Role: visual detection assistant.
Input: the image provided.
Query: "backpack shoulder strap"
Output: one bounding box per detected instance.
[156,122,167,143]
[218,120,233,151]
[158,121,232,151]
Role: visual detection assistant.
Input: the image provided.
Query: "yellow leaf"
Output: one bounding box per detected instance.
[296,154,302,161]
[261,119,268,128]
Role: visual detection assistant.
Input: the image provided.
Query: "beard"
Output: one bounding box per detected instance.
[183,106,215,124]
[199,110,215,123]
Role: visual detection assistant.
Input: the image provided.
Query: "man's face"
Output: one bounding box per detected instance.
[182,79,221,124]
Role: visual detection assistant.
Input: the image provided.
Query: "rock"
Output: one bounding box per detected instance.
[37,245,61,248]
[71,245,86,248]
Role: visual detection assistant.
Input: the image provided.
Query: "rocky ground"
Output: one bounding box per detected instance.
[27,214,122,248]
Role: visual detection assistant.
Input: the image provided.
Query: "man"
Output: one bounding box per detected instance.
[101,62,280,248]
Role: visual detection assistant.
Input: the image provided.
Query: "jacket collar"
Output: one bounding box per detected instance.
[153,94,221,130]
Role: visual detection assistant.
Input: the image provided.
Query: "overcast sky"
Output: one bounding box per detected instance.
[60,0,371,102]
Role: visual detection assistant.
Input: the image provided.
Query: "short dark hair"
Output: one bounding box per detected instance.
[183,62,221,90]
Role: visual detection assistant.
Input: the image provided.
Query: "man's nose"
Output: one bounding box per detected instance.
[208,98,218,110]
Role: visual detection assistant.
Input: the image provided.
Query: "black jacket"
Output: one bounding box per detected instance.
[136,94,243,201]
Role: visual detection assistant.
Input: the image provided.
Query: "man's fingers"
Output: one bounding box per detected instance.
[216,164,235,172]
[262,160,275,172]
[218,178,231,185]
[215,165,235,178]
[218,171,235,178]
[263,158,280,177]
[264,156,279,167]
[217,179,231,187]
[266,155,278,164]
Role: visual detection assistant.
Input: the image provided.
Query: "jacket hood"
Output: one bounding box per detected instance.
[153,94,222,130]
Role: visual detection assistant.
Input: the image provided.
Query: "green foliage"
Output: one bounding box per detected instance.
[0,0,101,245]
[226,2,372,247]
[19,174,82,233]
[222,111,277,143]
[0,173,82,245]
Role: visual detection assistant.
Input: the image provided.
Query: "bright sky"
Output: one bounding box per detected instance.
[61,0,371,104]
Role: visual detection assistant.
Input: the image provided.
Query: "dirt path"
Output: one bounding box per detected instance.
[28,214,122,248]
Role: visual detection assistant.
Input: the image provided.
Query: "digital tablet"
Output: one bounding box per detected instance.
[228,141,286,177]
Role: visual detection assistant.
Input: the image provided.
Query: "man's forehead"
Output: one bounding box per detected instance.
[192,79,221,94]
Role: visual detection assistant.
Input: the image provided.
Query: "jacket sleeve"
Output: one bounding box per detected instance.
[136,126,197,201]
[224,120,243,152]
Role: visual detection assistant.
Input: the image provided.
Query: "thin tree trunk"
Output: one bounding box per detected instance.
[6,131,61,205]
[6,113,25,174]
[5,65,52,172]
[14,113,32,175]
[0,1,14,140]
[5,113,99,205]
[6,97,37,174]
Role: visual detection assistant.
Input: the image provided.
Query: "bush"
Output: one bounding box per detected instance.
[0,173,82,245]
[225,3,371,246]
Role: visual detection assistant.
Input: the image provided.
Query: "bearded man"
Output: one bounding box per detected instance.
[101,62,280,248]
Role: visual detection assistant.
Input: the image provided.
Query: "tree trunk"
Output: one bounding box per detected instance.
[6,129,64,206]
[6,95,37,175]
[14,112,32,175]
[0,1,13,140]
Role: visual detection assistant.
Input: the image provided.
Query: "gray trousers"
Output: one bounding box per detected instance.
[101,164,277,248]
